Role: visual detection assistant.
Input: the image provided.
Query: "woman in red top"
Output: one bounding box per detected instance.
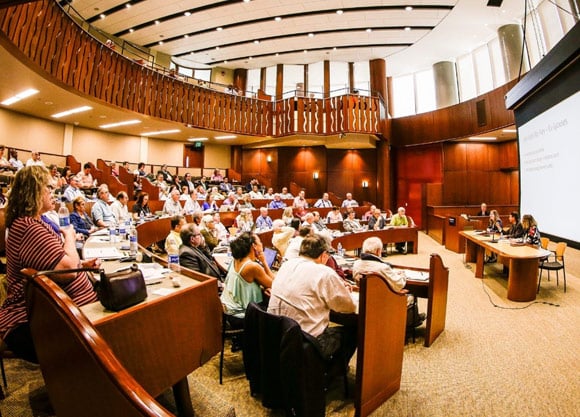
[0,166,98,362]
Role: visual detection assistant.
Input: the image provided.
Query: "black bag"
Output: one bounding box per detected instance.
[96,264,147,311]
[34,264,147,312]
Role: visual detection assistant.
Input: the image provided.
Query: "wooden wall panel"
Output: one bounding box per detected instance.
[465,143,491,171]
[443,143,467,171]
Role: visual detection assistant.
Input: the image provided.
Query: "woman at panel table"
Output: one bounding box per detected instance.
[220,232,274,326]
[521,214,541,247]
[484,210,503,263]
[0,166,99,362]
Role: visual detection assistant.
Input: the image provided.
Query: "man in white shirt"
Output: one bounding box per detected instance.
[163,189,184,216]
[268,234,357,360]
[110,191,129,223]
[341,192,359,208]
[26,151,45,167]
[314,192,333,208]
[63,175,85,203]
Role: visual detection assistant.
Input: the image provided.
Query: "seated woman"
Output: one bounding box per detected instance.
[202,193,219,212]
[281,206,294,225]
[326,206,343,223]
[132,192,151,220]
[485,210,503,263]
[0,166,99,362]
[220,232,275,324]
[343,210,363,232]
[235,208,254,232]
[70,196,97,236]
[521,214,541,247]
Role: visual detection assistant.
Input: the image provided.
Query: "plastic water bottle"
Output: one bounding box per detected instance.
[118,219,127,239]
[109,222,117,243]
[337,242,344,257]
[166,237,180,274]
[129,225,138,256]
[58,201,70,228]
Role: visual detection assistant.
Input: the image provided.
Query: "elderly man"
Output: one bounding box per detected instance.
[255,207,273,230]
[314,192,333,208]
[352,237,425,328]
[341,192,358,208]
[271,219,295,257]
[25,150,45,167]
[91,184,116,227]
[63,174,85,203]
[279,187,293,199]
[268,234,357,361]
[110,191,129,223]
[179,223,222,280]
[368,207,386,231]
[268,193,286,209]
[163,189,183,216]
[390,207,409,253]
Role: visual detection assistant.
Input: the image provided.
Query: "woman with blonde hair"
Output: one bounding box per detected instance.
[281,206,294,225]
[521,214,541,247]
[235,208,254,232]
[0,166,98,362]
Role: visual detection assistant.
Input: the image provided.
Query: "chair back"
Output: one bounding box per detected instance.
[25,273,174,417]
[540,237,550,250]
[555,242,567,260]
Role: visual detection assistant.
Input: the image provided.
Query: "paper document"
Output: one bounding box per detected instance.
[83,246,124,260]
[138,263,170,284]
[393,268,429,281]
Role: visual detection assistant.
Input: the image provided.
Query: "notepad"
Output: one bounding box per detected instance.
[83,246,124,260]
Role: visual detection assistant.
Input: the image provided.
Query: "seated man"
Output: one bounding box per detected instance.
[368,207,387,231]
[178,223,223,280]
[255,207,273,230]
[268,234,357,361]
[314,192,332,208]
[163,189,184,216]
[79,163,95,189]
[340,192,359,208]
[352,237,425,328]
[91,184,116,227]
[63,174,85,203]
[165,215,185,250]
[268,193,286,209]
[343,210,363,232]
[476,202,489,216]
[271,219,295,257]
[389,207,409,253]
[503,211,524,239]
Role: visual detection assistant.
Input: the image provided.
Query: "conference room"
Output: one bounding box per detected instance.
[0,1,578,416]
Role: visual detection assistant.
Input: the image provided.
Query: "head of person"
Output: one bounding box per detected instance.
[188,188,198,199]
[192,210,203,225]
[73,196,87,213]
[180,223,203,248]
[213,212,221,223]
[481,203,487,212]
[346,192,352,200]
[322,192,329,200]
[235,186,244,195]
[299,234,331,262]
[348,210,356,219]
[171,215,185,232]
[156,172,164,182]
[521,214,537,229]
[283,207,293,217]
[123,161,130,170]
[374,208,382,218]
[509,211,520,224]
[298,225,313,238]
[137,192,149,206]
[299,190,305,199]
[259,207,268,217]
[6,166,52,227]
[272,219,285,232]
[61,166,72,180]
[331,206,340,213]
[138,162,145,170]
[162,164,168,171]
[31,151,41,161]
[184,173,192,181]
[290,218,301,231]
[490,209,499,221]
[83,163,91,173]
[97,184,110,201]
[9,149,18,159]
[267,187,274,195]
[361,237,383,257]
[170,189,180,201]
[303,212,314,224]
[69,174,80,188]
[201,214,215,230]
[273,193,282,201]
[397,207,406,216]
[313,211,321,221]
[116,191,128,206]
[252,184,259,192]
[230,232,261,260]
[282,187,288,194]
[49,164,59,177]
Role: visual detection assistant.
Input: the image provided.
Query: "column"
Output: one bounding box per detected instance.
[433,61,459,108]
[498,24,529,82]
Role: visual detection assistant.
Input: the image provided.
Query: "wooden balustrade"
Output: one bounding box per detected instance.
[0,0,381,139]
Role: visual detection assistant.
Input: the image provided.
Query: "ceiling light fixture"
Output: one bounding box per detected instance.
[51,106,92,118]
[214,135,237,139]
[129,28,134,33]
[275,16,281,22]
[308,33,314,37]
[405,6,413,11]
[125,3,131,8]
[142,129,180,136]
[216,27,223,31]
[336,10,343,15]
[184,11,191,17]
[254,40,260,44]
[468,136,497,141]
[366,28,372,33]
[100,119,141,129]
[1,88,39,105]
[503,129,517,133]
[188,137,208,141]
[404,27,411,31]
[100,14,105,19]
[154,20,160,25]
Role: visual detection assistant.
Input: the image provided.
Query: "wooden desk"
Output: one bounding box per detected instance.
[81,236,222,417]
[460,231,551,302]
[332,227,419,254]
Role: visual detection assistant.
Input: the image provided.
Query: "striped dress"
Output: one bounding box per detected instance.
[0,216,97,340]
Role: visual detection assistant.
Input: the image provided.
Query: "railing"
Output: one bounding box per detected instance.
[0,0,383,139]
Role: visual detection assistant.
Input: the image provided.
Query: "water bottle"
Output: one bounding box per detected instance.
[109,222,117,243]
[166,237,180,274]
[129,225,138,256]
[118,219,127,239]
[337,242,344,257]
[58,201,70,228]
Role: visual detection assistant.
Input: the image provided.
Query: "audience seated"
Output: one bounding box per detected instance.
[326,206,343,223]
[284,226,313,260]
[271,219,295,257]
[110,191,129,223]
[343,210,363,232]
[183,189,201,214]
[279,187,293,199]
[178,223,223,279]
[70,196,97,236]
[165,215,185,250]
[26,150,45,167]
[268,194,286,209]
[341,192,358,208]
[152,172,169,200]
[63,175,85,203]
[314,192,333,208]
[255,207,273,230]
[8,149,24,171]
[369,207,387,231]
[91,185,116,227]
[293,190,308,210]
[235,208,254,232]
[389,207,409,253]
[249,184,263,199]
[200,214,220,251]
[132,192,151,220]
[79,163,95,189]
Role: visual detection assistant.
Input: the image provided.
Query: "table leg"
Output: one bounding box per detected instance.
[172,377,194,417]
[474,246,485,278]
[507,259,539,302]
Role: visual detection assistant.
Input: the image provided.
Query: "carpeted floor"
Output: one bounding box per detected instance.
[1,232,579,417]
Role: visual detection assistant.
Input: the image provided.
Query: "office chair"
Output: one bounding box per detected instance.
[538,242,567,293]
[219,309,245,384]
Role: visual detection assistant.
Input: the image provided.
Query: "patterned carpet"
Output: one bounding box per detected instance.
[1,233,579,417]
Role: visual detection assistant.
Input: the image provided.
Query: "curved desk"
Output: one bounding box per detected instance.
[332,227,419,254]
[460,231,551,301]
[81,233,221,417]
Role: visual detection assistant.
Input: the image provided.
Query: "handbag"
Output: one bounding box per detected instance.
[34,263,147,312]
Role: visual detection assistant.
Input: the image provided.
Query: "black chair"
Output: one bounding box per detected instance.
[538,242,567,293]
[219,310,245,384]
[243,302,348,417]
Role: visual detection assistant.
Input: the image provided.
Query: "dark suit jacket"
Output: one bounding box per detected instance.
[179,244,222,280]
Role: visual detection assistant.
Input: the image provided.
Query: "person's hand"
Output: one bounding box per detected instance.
[61,225,77,240]
[81,258,101,269]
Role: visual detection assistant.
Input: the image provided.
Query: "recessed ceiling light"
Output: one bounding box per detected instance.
[129,28,134,33]
[469,136,497,141]
[405,6,413,11]
[125,3,131,8]
[100,119,141,128]
[100,14,105,19]
[51,106,92,118]
[216,27,223,31]
[184,34,189,38]
[223,60,228,64]
[188,137,208,141]
[155,20,160,25]
[275,16,281,22]
[1,88,39,105]
[214,135,237,140]
[141,129,180,136]
[215,46,220,50]
[254,40,260,44]
[303,50,308,53]
[308,33,314,37]
[336,10,343,15]
[159,41,163,45]
[366,28,372,33]
[184,11,191,17]
[404,27,411,31]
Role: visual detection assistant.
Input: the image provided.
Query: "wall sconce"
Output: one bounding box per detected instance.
[362,180,368,189]
[313,172,319,180]
[266,155,272,163]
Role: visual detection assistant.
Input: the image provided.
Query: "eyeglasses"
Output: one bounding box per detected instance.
[191,233,201,237]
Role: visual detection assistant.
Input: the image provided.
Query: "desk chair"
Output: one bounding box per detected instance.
[24,271,175,417]
[219,309,245,384]
[538,242,567,293]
